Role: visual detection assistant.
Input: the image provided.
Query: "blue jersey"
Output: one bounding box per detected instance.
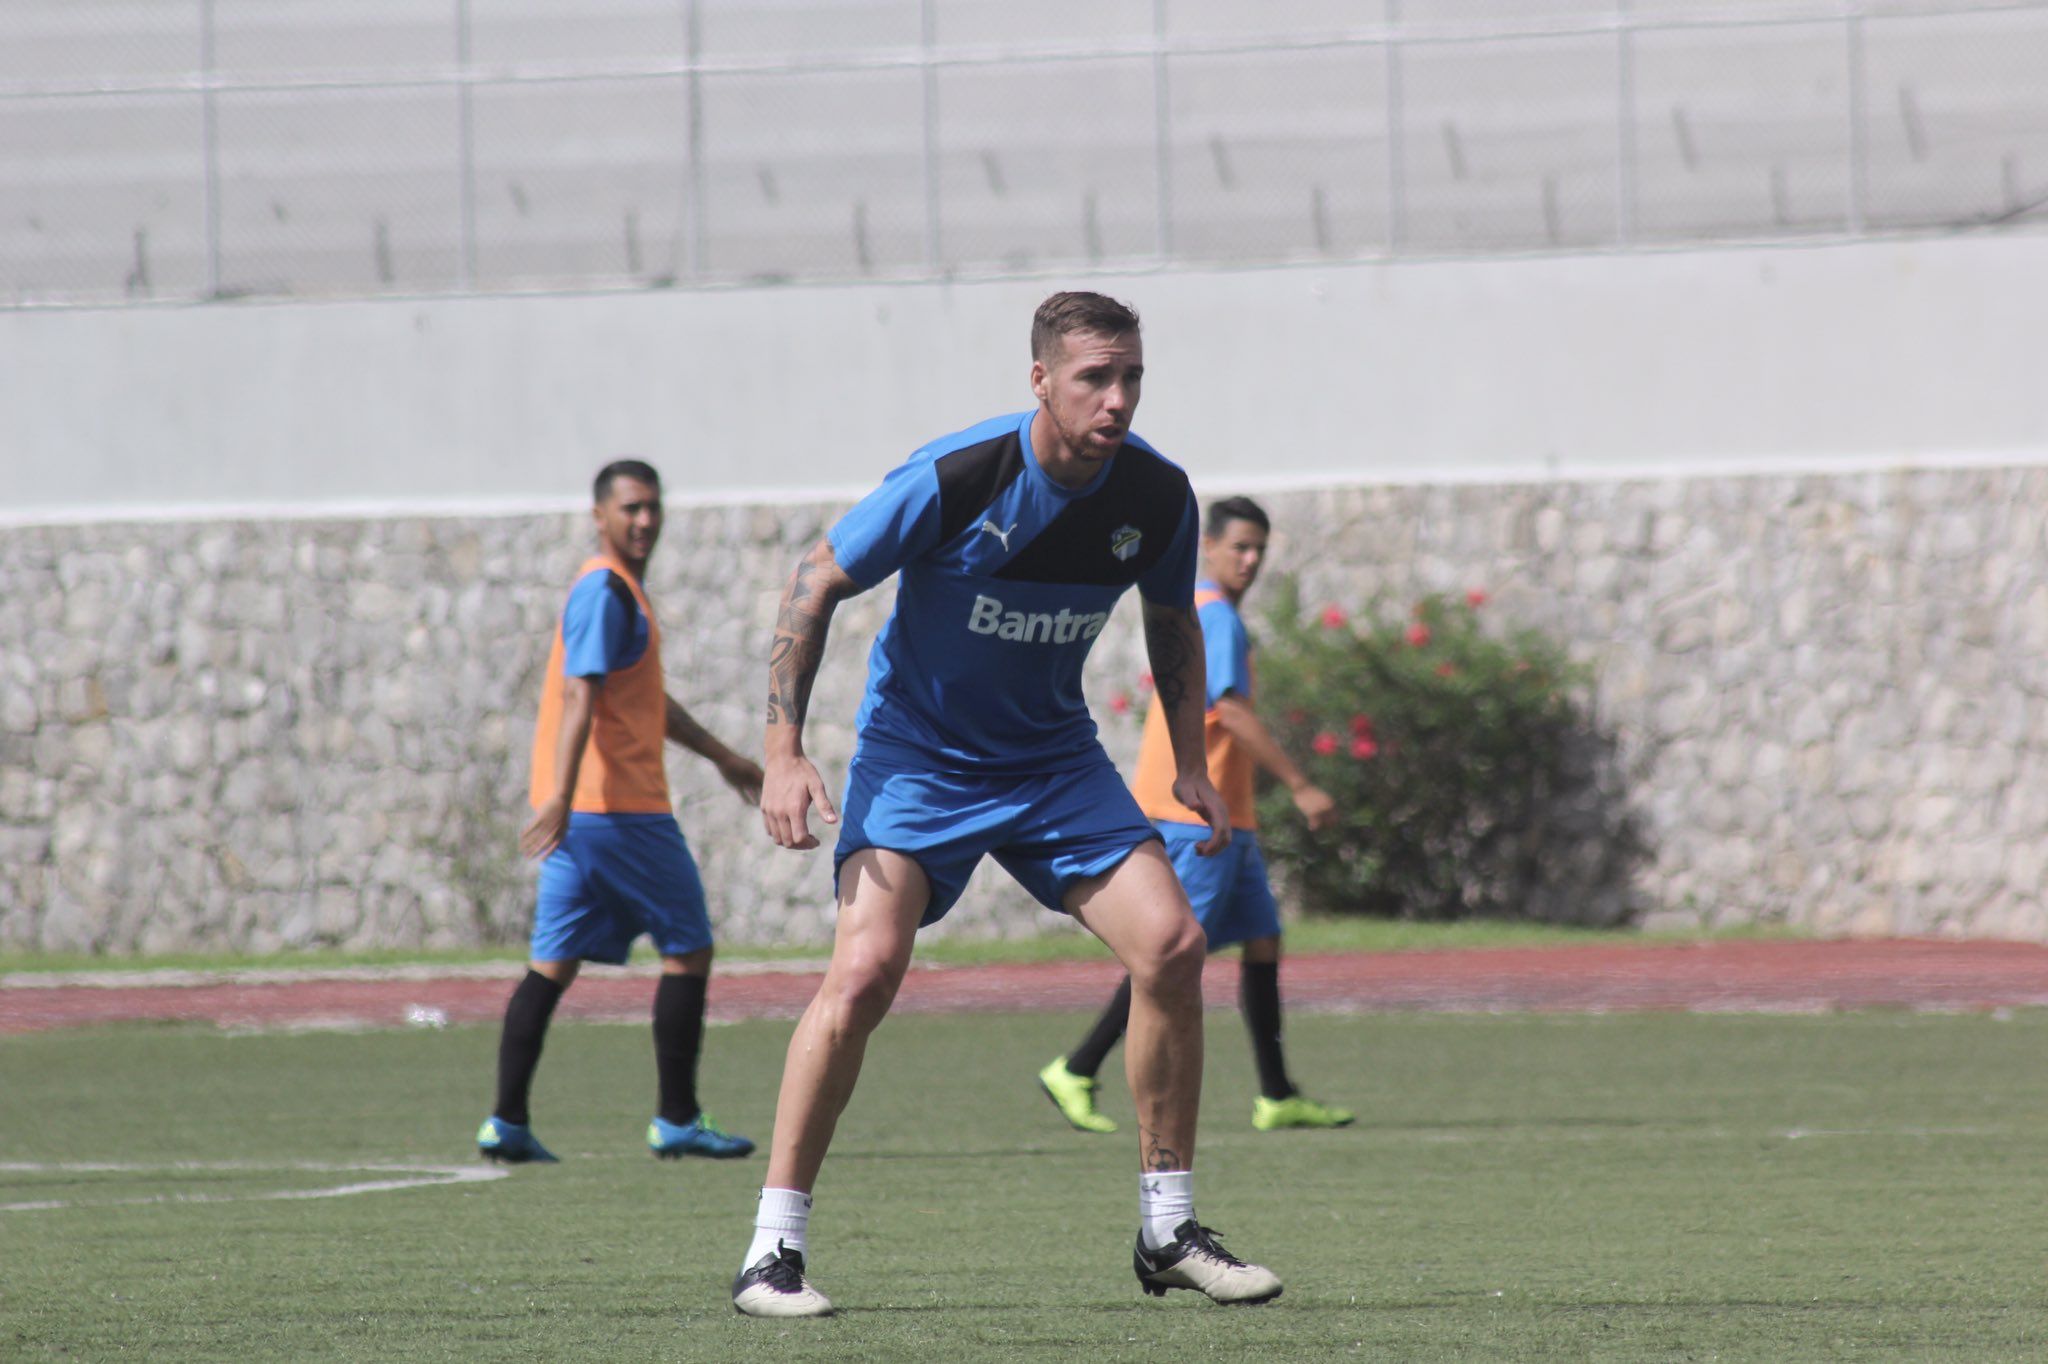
[1196,580,1253,707]
[560,568,650,680]
[829,410,1199,774]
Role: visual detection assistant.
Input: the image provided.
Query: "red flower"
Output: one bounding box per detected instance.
[1350,735,1379,759]
[1311,732,1340,756]
[1435,661,1458,678]
[1319,605,1347,629]
[1286,708,1310,726]
[1348,713,1374,737]
[1109,691,1132,715]
[1405,622,1432,647]
[1137,672,1154,693]
[1465,588,1489,608]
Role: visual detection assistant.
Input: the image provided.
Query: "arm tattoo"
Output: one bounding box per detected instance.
[1142,601,1198,713]
[766,543,851,729]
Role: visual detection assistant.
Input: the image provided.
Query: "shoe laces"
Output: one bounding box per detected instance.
[696,1112,729,1136]
[758,1242,806,1291]
[1182,1224,1249,1268]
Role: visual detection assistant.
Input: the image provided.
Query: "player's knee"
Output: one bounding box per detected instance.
[821,954,907,1032]
[1131,919,1206,998]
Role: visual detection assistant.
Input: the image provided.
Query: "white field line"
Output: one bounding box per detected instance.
[0,1160,508,1213]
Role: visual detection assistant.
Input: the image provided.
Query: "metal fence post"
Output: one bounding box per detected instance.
[921,0,940,270]
[1152,0,1172,261]
[684,0,704,280]
[1386,0,1406,252]
[1616,0,1637,246]
[455,0,476,289]
[200,0,221,296]
[1845,6,1868,232]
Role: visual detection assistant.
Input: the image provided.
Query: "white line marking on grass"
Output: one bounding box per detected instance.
[0,1160,508,1212]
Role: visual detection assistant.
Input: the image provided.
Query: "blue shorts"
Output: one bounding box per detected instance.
[1160,822,1281,951]
[834,754,1162,927]
[532,813,713,964]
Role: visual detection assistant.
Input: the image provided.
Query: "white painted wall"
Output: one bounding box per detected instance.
[5,231,2045,523]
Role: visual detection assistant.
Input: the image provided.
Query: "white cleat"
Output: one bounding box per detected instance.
[732,1242,835,1318]
[1133,1220,1283,1305]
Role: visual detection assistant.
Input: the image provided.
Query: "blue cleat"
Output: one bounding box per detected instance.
[476,1116,559,1164]
[648,1112,755,1160]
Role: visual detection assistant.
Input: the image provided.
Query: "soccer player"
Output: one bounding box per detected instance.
[730,292,1282,1318]
[1037,496,1356,1136]
[477,460,762,1166]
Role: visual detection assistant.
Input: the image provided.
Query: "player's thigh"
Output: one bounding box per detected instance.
[531,835,622,968]
[827,847,930,989]
[588,818,713,960]
[995,759,1164,919]
[1065,839,1204,971]
[1178,831,1280,953]
[835,759,1001,928]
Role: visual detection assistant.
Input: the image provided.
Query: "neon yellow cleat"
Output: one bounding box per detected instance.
[1252,1095,1355,1131]
[1037,1057,1118,1134]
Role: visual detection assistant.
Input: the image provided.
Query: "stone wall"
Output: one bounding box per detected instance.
[3,461,2044,954]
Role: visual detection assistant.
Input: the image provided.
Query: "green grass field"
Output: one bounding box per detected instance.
[0,917,1804,976]
[7,1008,2047,1361]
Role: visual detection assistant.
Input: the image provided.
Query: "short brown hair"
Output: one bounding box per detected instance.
[1030,291,1141,363]
[593,458,660,504]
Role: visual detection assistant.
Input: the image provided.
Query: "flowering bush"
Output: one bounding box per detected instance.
[1251,578,1629,923]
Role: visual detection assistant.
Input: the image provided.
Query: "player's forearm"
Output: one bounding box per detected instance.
[666,695,738,765]
[765,540,857,758]
[551,677,598,801]
[1214,696,1313,793]
[1142,600,1210,779]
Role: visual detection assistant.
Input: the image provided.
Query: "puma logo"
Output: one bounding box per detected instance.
[979,520,1018,552]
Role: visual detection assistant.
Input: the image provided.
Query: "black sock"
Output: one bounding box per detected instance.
[654,973,708,1126]
[1240,961,1296,1101]
[1066,975,1134,1079]
[493,970,566,1126]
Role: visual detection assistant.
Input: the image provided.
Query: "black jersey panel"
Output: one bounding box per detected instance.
[992,444,1191,588]
[934,433,1029,548]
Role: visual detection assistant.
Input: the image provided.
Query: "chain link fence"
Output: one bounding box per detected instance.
[4,0,2047,306]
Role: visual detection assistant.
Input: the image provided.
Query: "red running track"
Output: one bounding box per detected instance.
[7,939,2048,1035]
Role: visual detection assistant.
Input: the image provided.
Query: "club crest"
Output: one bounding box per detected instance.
[1110,525,1142,562]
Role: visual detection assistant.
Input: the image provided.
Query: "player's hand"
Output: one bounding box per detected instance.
[520,795,571,861]
[718,754,765,807]
[1173,771,1233,857]
[762,752,837,850]
[1292,782,1338,834]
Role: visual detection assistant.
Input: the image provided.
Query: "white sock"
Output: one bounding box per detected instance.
[742,1187,813,1272]
[1139,1170,1195,1250]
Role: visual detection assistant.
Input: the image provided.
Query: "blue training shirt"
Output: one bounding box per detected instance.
[1196,580,1254,709]
[829,409,1199,774]
[560,568,649,680]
